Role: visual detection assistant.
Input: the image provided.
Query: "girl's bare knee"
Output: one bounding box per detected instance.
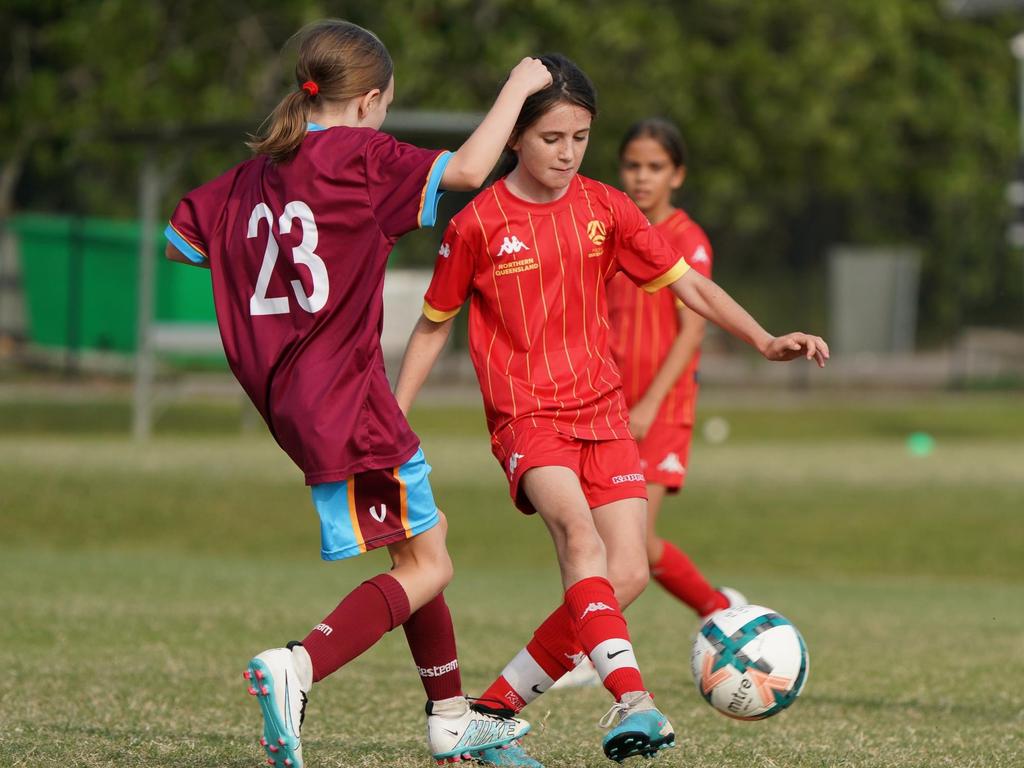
[609,562,649,606]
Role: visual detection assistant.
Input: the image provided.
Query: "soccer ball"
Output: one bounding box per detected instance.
[690,604,809,720]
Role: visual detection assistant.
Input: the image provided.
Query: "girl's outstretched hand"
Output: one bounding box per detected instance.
[507,57,553,96]
[761,333,830,367]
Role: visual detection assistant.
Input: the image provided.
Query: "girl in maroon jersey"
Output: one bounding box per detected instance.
[609,119,747,620]
[396,54,827,766]
[164,19,551,768]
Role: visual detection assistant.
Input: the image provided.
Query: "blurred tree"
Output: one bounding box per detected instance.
[5,0,1022,337]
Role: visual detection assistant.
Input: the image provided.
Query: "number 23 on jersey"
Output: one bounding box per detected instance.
[247,200,329,316]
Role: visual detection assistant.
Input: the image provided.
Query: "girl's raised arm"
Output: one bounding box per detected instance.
[669,269,829,367]
[440,58,552,191]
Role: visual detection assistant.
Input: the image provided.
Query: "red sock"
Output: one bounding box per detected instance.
[302,573,411,682]
[564,576,644,700]
[478,605,581,713]
[403,592,463,701]
[652,540,726,617]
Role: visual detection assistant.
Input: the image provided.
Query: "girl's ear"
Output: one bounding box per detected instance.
[357,88,382,120]
[671,166,687,190]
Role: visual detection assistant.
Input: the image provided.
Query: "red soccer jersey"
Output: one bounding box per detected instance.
[606,209,713,426]
[423,175,690,444]
[166,126,449,484]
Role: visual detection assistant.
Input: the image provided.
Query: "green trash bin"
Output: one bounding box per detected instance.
[12,213,217,355]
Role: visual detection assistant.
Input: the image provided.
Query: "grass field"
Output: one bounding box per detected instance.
[0,392,1022,767]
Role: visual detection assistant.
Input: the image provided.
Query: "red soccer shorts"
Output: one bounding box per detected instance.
[637,421,692,492]
[492,422,647,515]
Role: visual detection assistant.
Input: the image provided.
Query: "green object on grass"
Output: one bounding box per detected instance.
[906,431,936,456]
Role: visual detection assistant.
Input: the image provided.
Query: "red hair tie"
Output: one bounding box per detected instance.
[301,80,319,97]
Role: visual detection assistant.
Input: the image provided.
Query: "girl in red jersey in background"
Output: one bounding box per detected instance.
[163,20,551,768]
[609,118,746,618]
[396,54,827,766]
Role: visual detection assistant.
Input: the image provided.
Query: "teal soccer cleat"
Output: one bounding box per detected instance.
[474,740,544,767]
[245,646,309,768]
[599,692,675,763]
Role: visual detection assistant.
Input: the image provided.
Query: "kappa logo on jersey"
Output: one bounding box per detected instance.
[690,245,710,265]
[656,452,686,475]
[438,242,451,259]
[580,601,614,619]
[497,235,530,258]
[586,219,607,245]
[611,473,645,485]
[508,451,525,476]
[369,504,387,523]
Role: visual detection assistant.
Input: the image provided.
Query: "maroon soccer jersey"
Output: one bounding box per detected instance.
[607,209,713,426]
[166,126,449,484]
[422,176,689,444]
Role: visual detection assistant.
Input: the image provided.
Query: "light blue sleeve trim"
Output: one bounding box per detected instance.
[419,151,452,228]
[164,224,207,264]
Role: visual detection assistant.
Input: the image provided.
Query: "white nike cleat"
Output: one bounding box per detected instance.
[549,658,601,690]
[245,645,309,768]
[427,697,530,763]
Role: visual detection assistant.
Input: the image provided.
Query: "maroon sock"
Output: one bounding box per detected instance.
[652,540,726,617]
[302,573,411,682]
[403,591,463,701]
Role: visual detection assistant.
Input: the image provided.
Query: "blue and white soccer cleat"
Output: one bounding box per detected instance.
[473,740,545,767]
[599,691,675,763]
[244,647,309,768]
[427,698,531,763]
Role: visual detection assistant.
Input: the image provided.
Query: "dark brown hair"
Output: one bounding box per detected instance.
[494,54,598,178]
[618,117,689,168]
[248,20,393,163]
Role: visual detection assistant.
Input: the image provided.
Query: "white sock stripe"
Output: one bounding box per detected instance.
[590,638,639,681]
[501,647,554,701]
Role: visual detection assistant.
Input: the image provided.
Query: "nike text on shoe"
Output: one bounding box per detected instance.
[599,691,675,763]
[473,740,545,767]
[427,698,530,762]
[245,647,309,768]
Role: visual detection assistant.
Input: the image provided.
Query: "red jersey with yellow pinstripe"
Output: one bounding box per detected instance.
[606,209,713,426]
[423,175,690,443]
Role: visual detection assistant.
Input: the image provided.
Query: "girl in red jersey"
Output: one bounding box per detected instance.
[163,20,551,768]
[608,118,746,618]
[396,54,827,767]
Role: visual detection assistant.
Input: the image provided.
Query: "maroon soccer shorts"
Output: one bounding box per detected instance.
[310,448,439,560]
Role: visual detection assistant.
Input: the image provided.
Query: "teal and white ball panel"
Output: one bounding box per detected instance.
[690,604,809,720]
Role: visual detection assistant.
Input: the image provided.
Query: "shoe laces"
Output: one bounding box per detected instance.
[598,691,652,729]
[467,696,517,721]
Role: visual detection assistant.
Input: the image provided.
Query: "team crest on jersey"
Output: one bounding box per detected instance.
[497,235,530,258]
[586,219,607,245]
